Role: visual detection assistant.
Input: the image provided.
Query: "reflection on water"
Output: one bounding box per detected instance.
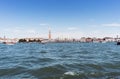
[0,42,120,79]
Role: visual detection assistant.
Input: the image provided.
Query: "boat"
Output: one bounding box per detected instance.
[3,36,16,45]
[3,42,16,45]
[41,40,49,44]
[117,42,120,45]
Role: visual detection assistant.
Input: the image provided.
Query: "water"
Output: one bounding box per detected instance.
[0,42,120,79]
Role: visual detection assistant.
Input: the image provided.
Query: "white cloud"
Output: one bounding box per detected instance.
[26,29,36,34]
[2,27,38,38]
[102,23,120,27]
[40,23,48,26]
[53,31,85,39]
[4,28,21,33]
[67,27,77,30]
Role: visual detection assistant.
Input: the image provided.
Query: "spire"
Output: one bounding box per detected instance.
[48,27,51,40]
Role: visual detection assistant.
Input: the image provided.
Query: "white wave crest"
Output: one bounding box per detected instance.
[64,71,76,76]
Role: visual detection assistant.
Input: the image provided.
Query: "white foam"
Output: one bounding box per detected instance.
[64,71,75,76]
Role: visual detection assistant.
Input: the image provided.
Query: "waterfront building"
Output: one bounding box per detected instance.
[86,37,93,42]
[80,37,86,42]
[103,37,115,42]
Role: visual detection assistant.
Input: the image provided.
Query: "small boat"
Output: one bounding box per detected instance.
[41,40,48,44]
[3,42,16,45]
[117,42,120,45]
[3,36,16,45]
[41,39,51,44]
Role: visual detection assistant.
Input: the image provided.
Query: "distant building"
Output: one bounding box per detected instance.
[80,37,86,42]
[103,37,115,42]
[86,37,93,42]
[92,37,103,43]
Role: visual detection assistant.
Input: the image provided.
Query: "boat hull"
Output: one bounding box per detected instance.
[3,42,16,45]
[117,42,120,45]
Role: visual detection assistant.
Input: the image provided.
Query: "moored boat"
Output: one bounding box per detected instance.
[3,42,16,45]
[2,36,17,45]
[117,42,120,45]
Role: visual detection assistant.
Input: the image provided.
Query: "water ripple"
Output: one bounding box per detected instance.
[0,42,120,79]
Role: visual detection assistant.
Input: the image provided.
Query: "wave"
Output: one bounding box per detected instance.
[61,71,120,79]
[0,66,27,76]
[28,64,66,79]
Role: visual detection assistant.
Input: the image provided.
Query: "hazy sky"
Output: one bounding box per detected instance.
[0,0,120,38]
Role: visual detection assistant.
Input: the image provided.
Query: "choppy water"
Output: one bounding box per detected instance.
[0,42,120,79]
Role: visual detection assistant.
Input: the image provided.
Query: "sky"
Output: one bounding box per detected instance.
[0,0,120,39]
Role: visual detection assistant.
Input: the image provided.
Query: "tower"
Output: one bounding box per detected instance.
[49,29,51,40]
[117,35,119,38]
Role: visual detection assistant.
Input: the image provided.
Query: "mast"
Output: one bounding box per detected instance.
[4,36,6,42]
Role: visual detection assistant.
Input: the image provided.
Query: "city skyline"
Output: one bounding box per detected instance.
[0,0,120,38]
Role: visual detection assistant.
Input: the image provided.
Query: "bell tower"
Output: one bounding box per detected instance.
[49,29,51,40]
